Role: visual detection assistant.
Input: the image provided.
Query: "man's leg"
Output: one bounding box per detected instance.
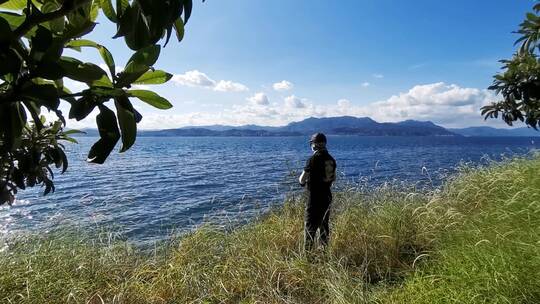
[319,206,330,247]
[304,193,320,251]
[319,193,332,247]
[304,208,318,251]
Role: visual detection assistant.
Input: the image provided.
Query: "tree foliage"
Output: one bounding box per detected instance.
[0,0,197,205]
[0,118,80,205]
[482,2,540,128]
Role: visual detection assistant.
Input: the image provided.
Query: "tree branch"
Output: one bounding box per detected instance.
[13,0,92,39]
[59,92,85,99]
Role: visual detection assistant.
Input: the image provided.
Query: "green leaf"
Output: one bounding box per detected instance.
[0,0,26,10]
[114,96,137,152]
[69,96,96,121]
[66,37,117,75]
[0,12,27,33]
[90,1,99,22]
[34,61,64,80]
[59,57,110,84]
[92,74,114,88]
[41,1,64,33]
[41,38,64,62]
[63,129,84,135]
[121,4,151,50]
[99,46,116,77]
[31,26,52,53]
[173,17,185,42]
[0,48,21,76]
[116,44,160,86]
[66,39,98,48]
[183,0,193,24]
[116,63,149,87]
[127,90,172,109]
[127,44,160,67]
[87,87,125,97]
[100,0,117,22]
[62,20,97,40]
[116,0,129,16]
[87,105,120,164]
[0,12,13,43]
[13,102,26,144]
[23,100,43,131]
[112,2,133,39]
[20,83,60,110]
[59,148,69,173]
[133,70,172,84]
[1,102,27,150]
[67,1,93,27]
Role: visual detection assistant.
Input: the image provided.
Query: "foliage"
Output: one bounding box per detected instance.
[0,156,538,303]
[0,118,78,205]
[482,2,540,129]
[0,0,197,205]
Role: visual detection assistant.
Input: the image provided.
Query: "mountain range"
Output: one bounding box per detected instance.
[75,116,540,137]
[449,126,540,137]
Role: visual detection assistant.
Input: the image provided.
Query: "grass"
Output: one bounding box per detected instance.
[0,156,539,303]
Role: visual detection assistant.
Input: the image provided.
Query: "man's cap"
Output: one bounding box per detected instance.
[310,132,327,144]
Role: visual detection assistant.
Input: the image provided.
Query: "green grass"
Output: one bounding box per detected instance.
[0,156,539,303]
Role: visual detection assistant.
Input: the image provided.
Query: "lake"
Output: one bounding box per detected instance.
[1,136,538,244]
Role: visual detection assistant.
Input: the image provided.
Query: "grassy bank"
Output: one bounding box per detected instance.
[0,157,539,303]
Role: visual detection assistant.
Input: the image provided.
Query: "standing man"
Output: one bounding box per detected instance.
[299,133,337,251]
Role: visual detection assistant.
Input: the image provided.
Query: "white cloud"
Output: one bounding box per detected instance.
[247,92,270,106]
[358,82,496,127]
[337,99,351,108]
[272,80,294,91]
[214,80,249,92]
[59,82,500,130]
[172,70,248,92]
[361,82,370,87]
[373,74,384,79]
[224,83,495,128]
[284,95,306,109]
[172,70,216,88]
[132,84,151,90]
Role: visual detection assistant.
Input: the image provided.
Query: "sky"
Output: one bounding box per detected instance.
[61,0,535,129]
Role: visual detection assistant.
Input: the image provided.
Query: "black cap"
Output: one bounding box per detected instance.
[310,132,327,144]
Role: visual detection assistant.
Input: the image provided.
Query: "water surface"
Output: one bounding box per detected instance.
[1,136,538,244]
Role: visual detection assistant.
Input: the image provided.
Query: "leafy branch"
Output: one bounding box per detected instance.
[12,0,91,39]
[0,0,198,205]
[482,2,540,129]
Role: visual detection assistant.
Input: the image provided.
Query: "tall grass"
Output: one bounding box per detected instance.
[0,157,538,303]
[382,156,540,304]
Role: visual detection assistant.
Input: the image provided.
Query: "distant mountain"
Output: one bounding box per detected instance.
[73,116,460,137]
[175,124,279,131]
[275,116,456,136]
[280,116,378,133]
[450,126,540,137]
[140,128,300,137]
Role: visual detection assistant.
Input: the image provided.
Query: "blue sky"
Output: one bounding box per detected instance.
[64,0,534,129]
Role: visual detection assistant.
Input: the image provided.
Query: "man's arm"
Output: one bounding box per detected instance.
[299,156,312,187]
[299,170,309,187]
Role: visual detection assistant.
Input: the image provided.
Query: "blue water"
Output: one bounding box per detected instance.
[1,136,538,244]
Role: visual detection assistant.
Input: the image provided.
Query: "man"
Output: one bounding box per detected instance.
[299,132,337,251]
